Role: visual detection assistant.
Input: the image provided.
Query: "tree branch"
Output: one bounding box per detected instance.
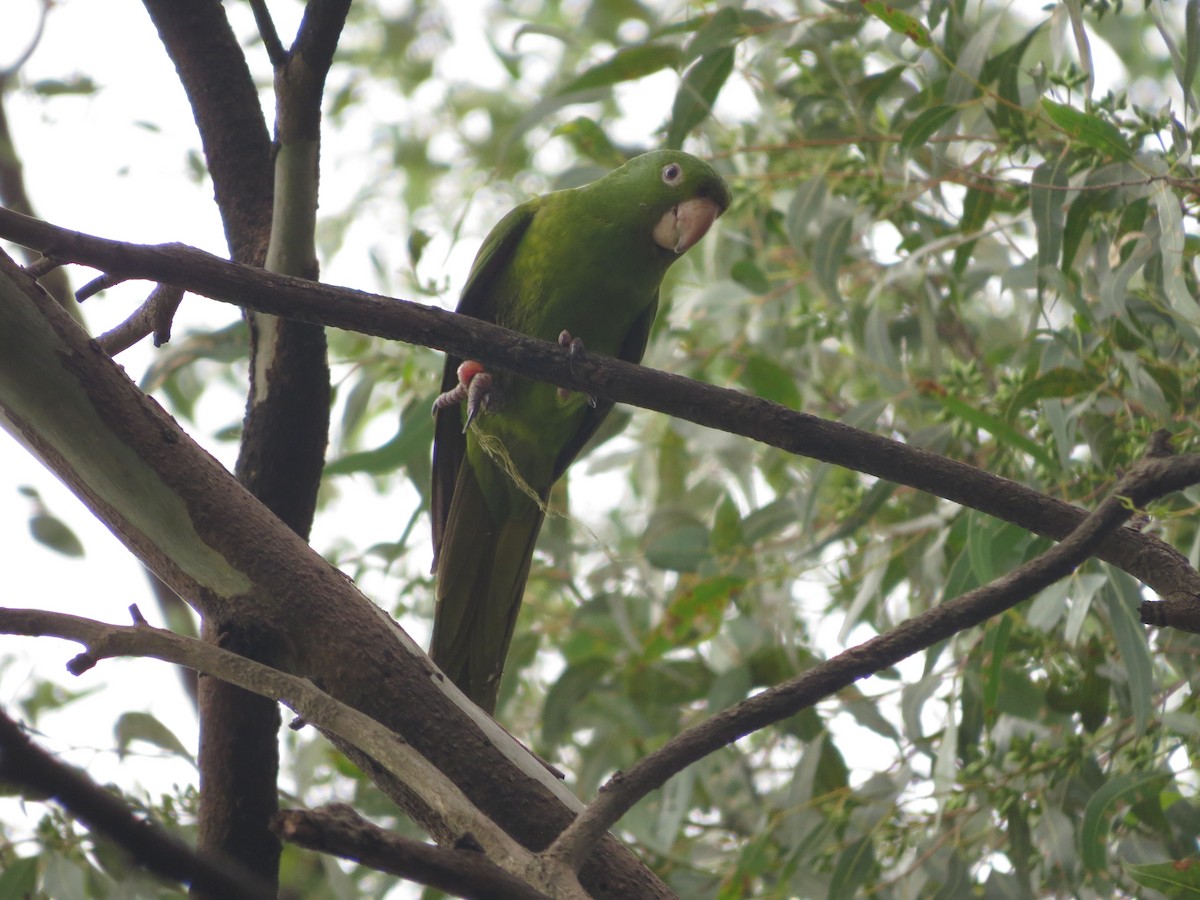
[545,434,1200,871]
[2,208,1197,611]
[274,804,554,900]
[0,706,273,900]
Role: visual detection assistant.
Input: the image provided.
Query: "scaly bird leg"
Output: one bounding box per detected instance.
[431,360,495,432]
[556,330,597,407]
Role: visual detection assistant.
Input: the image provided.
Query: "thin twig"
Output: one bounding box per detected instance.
[247,0,287,67]
[77,271,126,301]
[96,283,185,354]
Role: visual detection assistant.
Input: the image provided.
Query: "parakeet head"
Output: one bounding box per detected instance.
[582,149,731,258]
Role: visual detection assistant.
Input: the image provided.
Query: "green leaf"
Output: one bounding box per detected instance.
[1102,570,1154,736]
[552,117,624,167]
[785,177,827,253]
[666,47,734,149]
[115,712,195,764]
[0,856,38,897]
[1185,0,1200,111]
[1007,366,1096,413]
[925,388,1056,468]
[953,184,996,274]
[683,6,742,62]
[643,575,743,658]
[1126,859,1200,897]
[1081,772,1168,871]
[981,614,1013,712]
[325,400,434,477]
[899,105,958,155]
[642,507,710,572]
[1061,181,1112,272]
[1030,156,1072,281]
[542,658,611,748]
[730,259,770,294]
[861,2,931,47]
[557,43,681,95]
[812,214,852,303]
[28,513,85,558]
[740,353,801,408]
[1041,99,1133,160]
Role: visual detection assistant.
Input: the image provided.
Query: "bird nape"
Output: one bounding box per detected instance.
[429,150,731,714]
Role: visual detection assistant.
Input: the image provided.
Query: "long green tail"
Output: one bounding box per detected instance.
[430,459,543,713]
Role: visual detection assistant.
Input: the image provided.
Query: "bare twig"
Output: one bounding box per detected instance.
[545,435,1200,871]
[0,707,273,900]
[0,0,51,80]
[247,0,287,67]
[77,271,126,301]
[275,804,553,900]
[96,283,185,354]
[0,209,1197,611]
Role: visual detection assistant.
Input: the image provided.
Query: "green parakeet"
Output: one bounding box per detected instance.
[430,150,731,713]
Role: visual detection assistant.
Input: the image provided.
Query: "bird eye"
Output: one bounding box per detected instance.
[661,163,683,185]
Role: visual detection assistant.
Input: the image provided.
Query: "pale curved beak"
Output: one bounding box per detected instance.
[653,196,724,254]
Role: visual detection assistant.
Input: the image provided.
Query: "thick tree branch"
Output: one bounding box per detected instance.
[546,435,1200,871]
[2,208,1197,611]
[274,804,554,900]
[0,706,273,900]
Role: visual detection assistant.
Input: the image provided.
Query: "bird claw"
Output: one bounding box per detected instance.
[556,330,595,406]
[464,371,494,432]
[432,360,495,432]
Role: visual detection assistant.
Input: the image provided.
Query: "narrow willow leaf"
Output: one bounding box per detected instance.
[742,353,801,408]
[1081,772,1167,871]
[812,214,852,303]
[683,5,741,62]
[557,43,680,95]
[1061,182,1111,272]
[785,176,827,252]
[1126,859,1200,896]
[862,1,931,47]
[115,711,194,763]
[1103,570,1154,736]
[928,390,1056,468]
[1151,180,1200,322]
[730,259,770,295]
[552,117,624,166]
[945,14,1001,105]
[899,105,958,155]
[981,615,1012,712]
[1030,157,1072,280]
[953,185,996,274]
[1186,0,1200,111]
[1041,99,1133,160]
[666,47,734,149]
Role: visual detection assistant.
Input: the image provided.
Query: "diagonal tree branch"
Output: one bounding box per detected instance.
[0,706,274,900]
[544,434,1200,871]
[3,208,1198,613]
[274,804,555,900]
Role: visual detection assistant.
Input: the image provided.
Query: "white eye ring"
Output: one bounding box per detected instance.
[661,163,683,185]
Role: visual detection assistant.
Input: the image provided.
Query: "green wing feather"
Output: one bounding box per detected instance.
[430,200,538,571]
